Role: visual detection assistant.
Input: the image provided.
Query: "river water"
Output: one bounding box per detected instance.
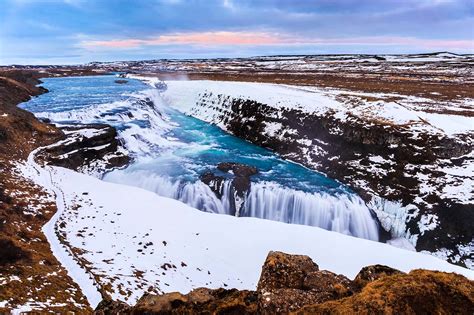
[21,75,379,241]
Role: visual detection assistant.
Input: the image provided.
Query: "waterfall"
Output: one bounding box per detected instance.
[104,171,379,241]
[104,171,229,214]
[243,182,379,241]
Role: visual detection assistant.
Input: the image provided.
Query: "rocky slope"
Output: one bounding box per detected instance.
[0,70,129,312]
[95,251,474,314]
[0,70,92,312]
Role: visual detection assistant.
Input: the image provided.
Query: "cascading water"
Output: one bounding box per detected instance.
[105,169,379,240]
[243,182,379,240]
[21,75,380,242]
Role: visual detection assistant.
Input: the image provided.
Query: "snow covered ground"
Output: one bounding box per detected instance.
[85,52,473,80]
[18,149,474,308]
[162,80,473,138]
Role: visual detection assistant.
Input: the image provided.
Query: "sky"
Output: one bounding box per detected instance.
[0,0,473,65]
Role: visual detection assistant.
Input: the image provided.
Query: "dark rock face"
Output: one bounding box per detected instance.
[94,298,130,315]
[0,238,30,266]
[200,162,258,215]
[190,93,473,268]
[200,171,225,199]
[98,251,474,314]
[114,79,128,84]
[216,162,258,197]
[36,124,130,174]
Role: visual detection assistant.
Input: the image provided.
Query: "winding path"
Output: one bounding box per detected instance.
[26,147,103,308]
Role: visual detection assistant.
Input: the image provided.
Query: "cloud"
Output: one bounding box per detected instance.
[80,31,283,48]
[2,0,473,64]
[80,31,474,52]
[222,0,236,10]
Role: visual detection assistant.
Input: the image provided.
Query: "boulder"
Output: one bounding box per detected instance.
[294,269,474,314]
[94,298,130,314]
[303,270,354,297]
[257,252,354,313]
[352,264,404,290]
[109,288,257,314]
[257,251,319,291]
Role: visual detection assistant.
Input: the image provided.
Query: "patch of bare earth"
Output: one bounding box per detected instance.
[0,70,92,313]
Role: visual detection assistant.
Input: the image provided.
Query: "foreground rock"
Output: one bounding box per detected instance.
[296,269,474,314]
[95,251,474,314]
[256,251,354,313]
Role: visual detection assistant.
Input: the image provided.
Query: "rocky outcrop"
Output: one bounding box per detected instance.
[256,251,354,313]
[217,162,258,196]
[200,162,258,215]
[95,251,474,314]
[35,124,130,175]
[0,70,63,160]
[295,269,474,314]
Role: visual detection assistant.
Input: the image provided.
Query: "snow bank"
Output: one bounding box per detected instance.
[163,80,345,115]
[162,80,473,137]
[20,158,474,306]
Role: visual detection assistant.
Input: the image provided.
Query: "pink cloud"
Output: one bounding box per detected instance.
[80,31,473,51]
[81,31,282,48]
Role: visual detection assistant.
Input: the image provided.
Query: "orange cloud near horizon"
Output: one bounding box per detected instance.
[80,31,474,51]
[82,31,282,48]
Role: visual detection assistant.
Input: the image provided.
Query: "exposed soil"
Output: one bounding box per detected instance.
[0,70,92,312]
[157,71,474,101]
